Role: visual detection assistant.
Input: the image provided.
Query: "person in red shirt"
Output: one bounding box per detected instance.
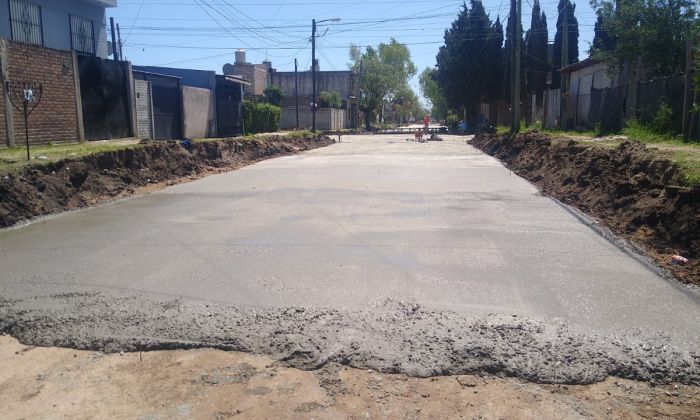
[423,115,430,134]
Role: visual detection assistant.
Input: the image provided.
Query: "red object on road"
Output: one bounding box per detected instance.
[423,116,430,126]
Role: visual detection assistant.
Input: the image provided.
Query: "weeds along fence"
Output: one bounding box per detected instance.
[543,74,687,134]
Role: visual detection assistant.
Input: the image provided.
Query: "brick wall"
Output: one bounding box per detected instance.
[0,40,79,146]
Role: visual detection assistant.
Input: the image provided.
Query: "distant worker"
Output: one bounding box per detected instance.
[423,115,430,134]
[458,120,467,134]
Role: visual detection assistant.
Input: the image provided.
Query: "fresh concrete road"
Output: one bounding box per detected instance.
[1,134,699,342]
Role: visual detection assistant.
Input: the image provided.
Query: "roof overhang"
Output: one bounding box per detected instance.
[84,0,118,8]
[561,57,601,74]
[221,75,252,86]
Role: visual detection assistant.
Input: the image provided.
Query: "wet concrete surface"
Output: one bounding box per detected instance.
[1,135,700,383]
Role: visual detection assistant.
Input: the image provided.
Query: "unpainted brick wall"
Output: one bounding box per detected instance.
[1,40,79,145]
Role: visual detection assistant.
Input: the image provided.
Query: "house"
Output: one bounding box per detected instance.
[222,50,358,130]
[560,58,616,129]
[0,0,115,58]
[270,59,358,130]
[134,65,249,138]
[1,0,119,146]
[223,50,269,97]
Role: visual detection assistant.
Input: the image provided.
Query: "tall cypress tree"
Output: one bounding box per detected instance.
[591,13,615,54]
[485,16,504,103]
[526,0,549,100]
[436,4,470,110]
[551,0,579,89]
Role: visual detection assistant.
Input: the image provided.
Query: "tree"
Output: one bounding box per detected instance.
[419,67,448,119]
[484,16,504,103]
[590,13,614,54]
[263,85,284,106]
[349,39,417,130]
[590,0,697,78]
[526,0,549,100]
[435,0,502,121]
[551,0,579,89]
[387,87,421,125]
[319,90,342,109]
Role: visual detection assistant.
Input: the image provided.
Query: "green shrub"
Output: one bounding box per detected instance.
[263,85,284,106]
[244,101,281,134]
[319,90,342,109]
[650,101,675,135]
[286,130,315,139]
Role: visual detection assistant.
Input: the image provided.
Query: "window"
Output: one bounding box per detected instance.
[9,0,43,46]
[70,15,95,55]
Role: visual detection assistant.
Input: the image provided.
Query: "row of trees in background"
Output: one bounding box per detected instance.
[425,0,698,135]
[425,0,580,123]
[350,39,426,129]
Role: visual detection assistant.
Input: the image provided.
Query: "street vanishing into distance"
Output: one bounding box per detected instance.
[2,135,700,387]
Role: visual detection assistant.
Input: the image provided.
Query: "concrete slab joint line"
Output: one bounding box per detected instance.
[1,135,699,387]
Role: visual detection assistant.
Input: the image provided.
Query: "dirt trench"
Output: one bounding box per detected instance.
[0,135,334,229]
[470,132,700,285]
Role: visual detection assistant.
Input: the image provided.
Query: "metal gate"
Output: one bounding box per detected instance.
[132,71,182,139]
[216,76,244,137]
[78,55,132,140]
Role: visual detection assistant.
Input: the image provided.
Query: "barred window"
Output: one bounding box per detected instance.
[9,0,43,46]
[70,15,95,55]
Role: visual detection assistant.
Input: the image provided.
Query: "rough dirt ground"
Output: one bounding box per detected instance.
[470,132,700,285]
[2,336,699,420]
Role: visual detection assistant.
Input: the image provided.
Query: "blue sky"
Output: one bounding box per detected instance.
[108,0,598,97]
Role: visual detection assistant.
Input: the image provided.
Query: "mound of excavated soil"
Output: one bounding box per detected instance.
[0,135,333,228]
[471,132,700,285]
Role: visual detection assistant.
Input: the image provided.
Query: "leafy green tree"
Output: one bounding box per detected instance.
[418,67,448,119]
[435,0,502,121]
[388,87,421,125]
[590,0,697,78]
[263,85,284,106]
[319,90,342,109]
[526,0,549,99]
[349,39,417,130]
[551,0,579,89]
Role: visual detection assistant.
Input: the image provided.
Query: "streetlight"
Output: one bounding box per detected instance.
[311,17,340,132]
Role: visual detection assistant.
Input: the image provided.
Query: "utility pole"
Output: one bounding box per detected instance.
[310,18,339,132]
[109,17,118,61]
[295,58,299,128]
[682,37,694,141]
[311,19,317,132]
[560,8,568,129]
[116,23,124,60]
[511,0,522,133]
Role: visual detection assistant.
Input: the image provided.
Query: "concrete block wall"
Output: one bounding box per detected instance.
[280,107,345,130]
[134,79,152,139]
[0,39,80,146]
